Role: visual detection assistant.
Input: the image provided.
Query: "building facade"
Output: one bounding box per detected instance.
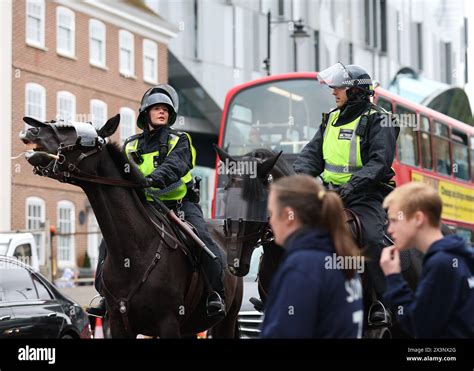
[148,0,468,98]
[144,0,469,216]
[8,0,177,274]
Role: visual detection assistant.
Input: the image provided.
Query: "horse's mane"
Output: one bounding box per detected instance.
[249,148,294,178]
[106,142,147,201]
[241,148,294,203]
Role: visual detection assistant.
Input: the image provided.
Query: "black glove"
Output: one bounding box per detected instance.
[146,176,166,189]
[141,177,154,188]
[337,183,355,201]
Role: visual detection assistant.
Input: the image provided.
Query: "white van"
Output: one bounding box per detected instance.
[0,233,39,271]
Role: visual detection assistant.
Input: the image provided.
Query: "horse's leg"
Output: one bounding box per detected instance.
[211,276,243,339]
[157,316,181,338]
[108,314,134,338]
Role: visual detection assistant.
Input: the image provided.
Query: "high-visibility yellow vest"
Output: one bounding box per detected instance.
[321,108,378,185]
[125,131,196,201]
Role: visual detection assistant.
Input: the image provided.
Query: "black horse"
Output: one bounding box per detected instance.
[214,145,424,338]
[20,115,243,338]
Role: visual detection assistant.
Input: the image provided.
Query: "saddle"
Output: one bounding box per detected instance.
[143,201,200,268]
[343,208,364,247]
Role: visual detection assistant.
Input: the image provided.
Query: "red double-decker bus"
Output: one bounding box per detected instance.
[212,72,474,243]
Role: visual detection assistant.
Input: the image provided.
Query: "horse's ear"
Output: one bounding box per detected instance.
[213,143,237,163]
[257,151,282,178]
[97,114,120,138]
[23,116,47,128]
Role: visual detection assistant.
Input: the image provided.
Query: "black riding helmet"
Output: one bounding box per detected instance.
[318,62,374,101]
[137,84,179,130]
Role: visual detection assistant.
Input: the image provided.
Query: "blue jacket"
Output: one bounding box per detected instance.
[383,235,474,338]
[260,228,363,338]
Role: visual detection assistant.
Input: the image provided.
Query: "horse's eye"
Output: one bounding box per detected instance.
[29,127,40,136]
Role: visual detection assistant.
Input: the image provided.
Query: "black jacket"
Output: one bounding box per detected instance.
[293,100,399,193]
[130,126,193,189]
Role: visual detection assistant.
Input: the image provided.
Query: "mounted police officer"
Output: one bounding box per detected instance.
[293,63,399,302]
[87,84,226,318]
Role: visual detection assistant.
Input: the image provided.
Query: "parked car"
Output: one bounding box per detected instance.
[0,232,39,271]
[238,246,264,339]
[0,256,92,338]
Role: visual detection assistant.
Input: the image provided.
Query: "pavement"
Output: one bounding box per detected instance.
[57,284,99,308]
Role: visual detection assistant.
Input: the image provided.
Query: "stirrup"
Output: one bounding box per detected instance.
[368,300,392,327]
[86,295,107,318]
[206,292,226,317]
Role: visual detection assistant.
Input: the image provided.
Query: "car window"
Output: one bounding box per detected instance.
[32,274,53,300]
[13,244,33,266]
[0,261,38,302]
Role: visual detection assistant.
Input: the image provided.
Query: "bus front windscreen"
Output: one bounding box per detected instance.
[223,78,334,156]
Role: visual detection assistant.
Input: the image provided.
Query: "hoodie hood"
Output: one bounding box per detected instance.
[425,235,474,269]
[283,227,333,254]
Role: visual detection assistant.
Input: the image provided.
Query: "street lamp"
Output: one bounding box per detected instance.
[263,11,310,76]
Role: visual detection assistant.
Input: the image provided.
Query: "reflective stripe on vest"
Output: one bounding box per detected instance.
[125,132,196,201]
[322,109,375,185]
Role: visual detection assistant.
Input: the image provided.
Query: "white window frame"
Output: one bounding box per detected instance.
[119,30,135,77]
[143,39,158,84]
[25,197,46,265]
[56,6,75,58]
[89,19,106,68]
[90,99,108,129]
[86,209,101,271]
[56,91,76,122]
[57,200,75,268]
[25,83,46,128]
[119,107,136,145]
[26,0,45,49]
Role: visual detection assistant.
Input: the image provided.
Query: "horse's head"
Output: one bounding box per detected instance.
[20,115,120,181]
[214,145,293,276]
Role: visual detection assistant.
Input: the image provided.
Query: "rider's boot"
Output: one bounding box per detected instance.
[86,297,106,318]
[206,264,226,318]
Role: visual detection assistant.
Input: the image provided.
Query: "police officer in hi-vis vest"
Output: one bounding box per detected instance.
[87,85,226,318]
[293,63,399,302]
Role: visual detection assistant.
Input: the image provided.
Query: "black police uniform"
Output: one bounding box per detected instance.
[294,100,399,296]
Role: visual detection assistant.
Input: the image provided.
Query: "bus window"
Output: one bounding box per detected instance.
[395,106,419,166]
[223,78,334,156]
[376,97,392,112]
[420,116,432,170]
[451,130,470,180]
[433,121,452,176]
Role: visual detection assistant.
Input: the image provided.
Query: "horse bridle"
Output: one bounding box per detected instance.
[32,121,143,189]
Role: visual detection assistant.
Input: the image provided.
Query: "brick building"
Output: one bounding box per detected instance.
[7,0,178,276]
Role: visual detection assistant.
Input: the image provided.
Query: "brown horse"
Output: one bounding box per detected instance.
[20,115,242,338]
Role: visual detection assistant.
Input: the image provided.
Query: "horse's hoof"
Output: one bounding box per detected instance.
[136,334,154,339]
